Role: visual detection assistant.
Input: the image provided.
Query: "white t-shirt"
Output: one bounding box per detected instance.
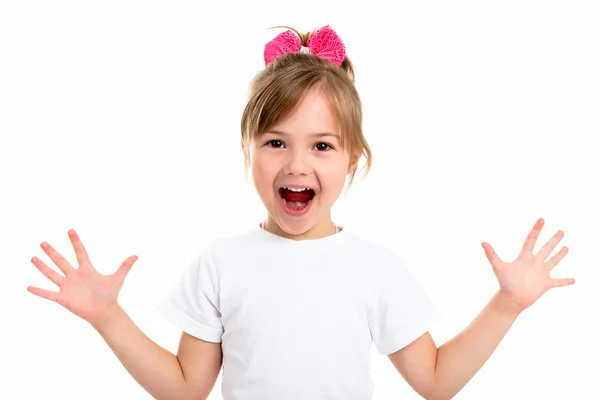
[158,225,440,400]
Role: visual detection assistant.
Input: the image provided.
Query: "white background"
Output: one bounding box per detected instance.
[2,1,598,399]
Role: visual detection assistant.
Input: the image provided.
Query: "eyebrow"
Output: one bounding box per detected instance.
[266,129,341,139]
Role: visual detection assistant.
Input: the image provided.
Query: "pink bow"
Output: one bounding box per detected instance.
[264,25,346,67]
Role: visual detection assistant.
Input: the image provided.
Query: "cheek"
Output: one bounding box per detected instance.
[253,153,273,173]
[318,156,350,193]
[251,153,277,191]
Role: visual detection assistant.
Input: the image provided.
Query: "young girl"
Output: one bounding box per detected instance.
[28,25,575,400]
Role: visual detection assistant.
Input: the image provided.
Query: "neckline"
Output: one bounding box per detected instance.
[255,223,348,245]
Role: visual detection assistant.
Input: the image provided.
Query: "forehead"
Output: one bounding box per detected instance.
[269,89,340,136]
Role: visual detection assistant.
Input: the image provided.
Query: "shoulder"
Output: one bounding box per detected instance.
[177,228,265,285]
[335,230,415,285]
[190,227,266,264]
[342,230,404,265]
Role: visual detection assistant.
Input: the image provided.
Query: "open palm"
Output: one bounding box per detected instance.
[481,218,575,311]
[28,229,138,326]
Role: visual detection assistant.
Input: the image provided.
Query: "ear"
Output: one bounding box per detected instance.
[347,152,360,174]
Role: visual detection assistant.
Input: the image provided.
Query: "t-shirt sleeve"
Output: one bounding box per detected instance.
[368,254,441,356]
[157,246,224,343]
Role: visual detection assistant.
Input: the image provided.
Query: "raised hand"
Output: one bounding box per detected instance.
[481,218,575,312]
[28,229,139,327]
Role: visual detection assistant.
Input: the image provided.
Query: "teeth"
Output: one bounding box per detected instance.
[283,187,311,192]
[283,198,313,206]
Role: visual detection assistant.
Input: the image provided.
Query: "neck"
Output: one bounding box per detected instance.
[262,216,338,240]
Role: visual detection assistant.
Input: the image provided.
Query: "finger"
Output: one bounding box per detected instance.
[31,256,64,287]
[481,242,502,268]
[549,277,575,288]
[40,241,75,276]
[545,246,569,271]
[536,229,565,261]
[27,285,59,302]
[68,229,93,270]
[114,256,139,282]
[520,218,545,255]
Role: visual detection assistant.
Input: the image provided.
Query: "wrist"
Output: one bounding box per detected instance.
[90,303,125,333]
[491,290,524,320]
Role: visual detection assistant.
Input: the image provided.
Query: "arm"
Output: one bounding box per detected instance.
[94,305,222,400]
[388,291,521,400]
[27,229,222,400]
[389,218,574,399]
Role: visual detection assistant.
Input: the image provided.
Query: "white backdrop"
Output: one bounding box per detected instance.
[2,1,598,399]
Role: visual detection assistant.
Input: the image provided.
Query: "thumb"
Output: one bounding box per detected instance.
[481,242,501,268]
[114,255,139,282]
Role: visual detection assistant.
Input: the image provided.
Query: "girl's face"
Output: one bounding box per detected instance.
[248,89,356,240]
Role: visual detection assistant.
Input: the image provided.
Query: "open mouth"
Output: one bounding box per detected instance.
[278,187,316,211]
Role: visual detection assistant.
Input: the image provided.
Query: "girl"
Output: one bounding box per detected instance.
[28,25,575,400]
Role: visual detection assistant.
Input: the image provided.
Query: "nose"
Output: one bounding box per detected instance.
[282,149,312,176]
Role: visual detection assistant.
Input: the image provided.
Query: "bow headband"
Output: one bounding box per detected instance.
[264,25,346,67]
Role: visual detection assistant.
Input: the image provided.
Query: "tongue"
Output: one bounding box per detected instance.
[282,189,312,203]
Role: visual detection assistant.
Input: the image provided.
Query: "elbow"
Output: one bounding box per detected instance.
[420,382,455,400]
[420,364,456,400]
[423,394,453,400]
[422,390,454,400]
[180,392,206,400]
[423,388,461,400]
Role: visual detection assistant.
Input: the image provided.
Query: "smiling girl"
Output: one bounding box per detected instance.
[28,25,575,400]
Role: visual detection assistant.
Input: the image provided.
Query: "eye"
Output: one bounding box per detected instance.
[266,140,285,148]
[315,142,333,151]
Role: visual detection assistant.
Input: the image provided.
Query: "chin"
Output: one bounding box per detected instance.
[266,206,322,239]
[259,184,332,237]
[277,218,316,236]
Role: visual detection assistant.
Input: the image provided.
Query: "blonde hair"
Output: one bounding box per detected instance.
[240,26,372,186]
